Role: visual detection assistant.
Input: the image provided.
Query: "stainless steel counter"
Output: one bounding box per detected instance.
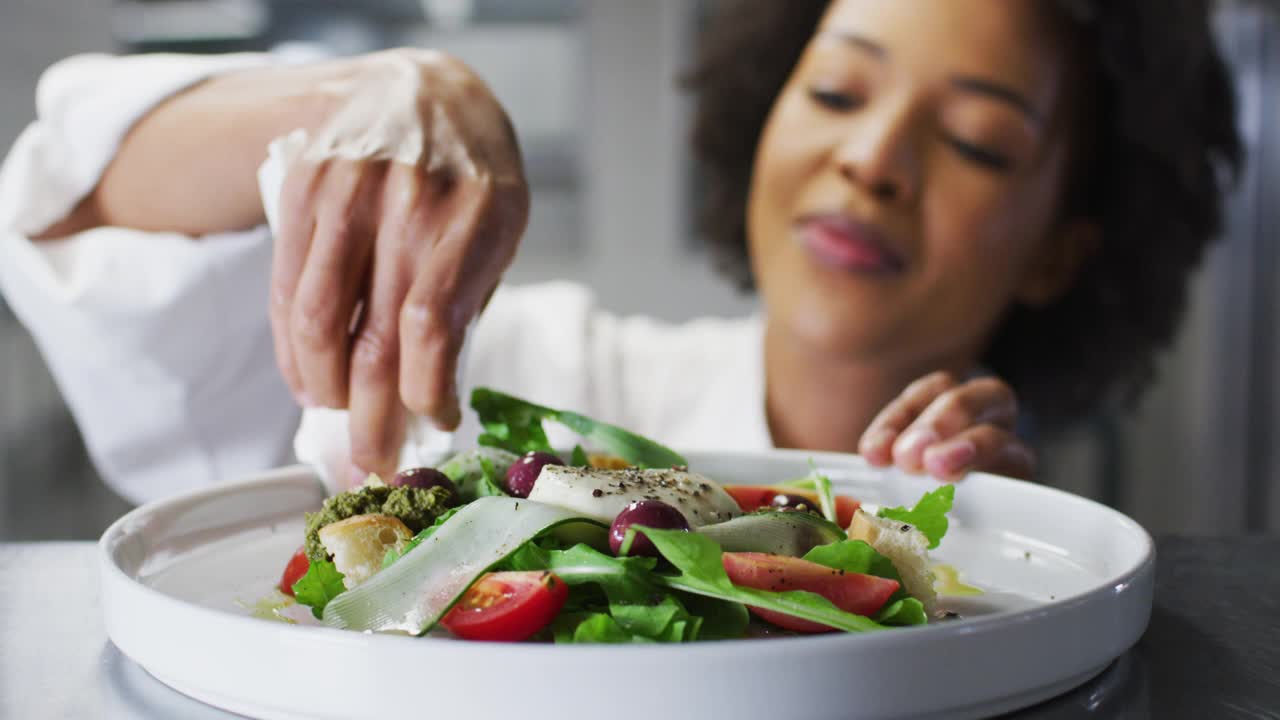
[2,537,1276,719]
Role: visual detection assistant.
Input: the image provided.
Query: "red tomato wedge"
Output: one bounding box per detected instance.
[440,571,569,642]
[279,547,309,597]
[722,485,861,528]
[722,552,899,633]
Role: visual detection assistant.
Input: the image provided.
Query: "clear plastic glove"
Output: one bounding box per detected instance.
[265,48,529,481]
[857,371,1036,482]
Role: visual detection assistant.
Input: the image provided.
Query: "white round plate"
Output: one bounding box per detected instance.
[99,449,1153,720]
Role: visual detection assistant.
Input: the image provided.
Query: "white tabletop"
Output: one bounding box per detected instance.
[0,543,238,719]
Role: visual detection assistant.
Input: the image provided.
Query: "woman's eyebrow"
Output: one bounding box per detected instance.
[949,76,1043,127]
[821,30,1044,128]
[822,30,888,60]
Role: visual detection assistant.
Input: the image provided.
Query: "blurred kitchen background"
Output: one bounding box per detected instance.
[1,0,1277,540]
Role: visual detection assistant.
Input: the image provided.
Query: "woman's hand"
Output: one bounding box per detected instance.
[270,49,529,479]
[857,371,1035,481]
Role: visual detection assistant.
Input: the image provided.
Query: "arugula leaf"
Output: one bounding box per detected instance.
[476,456,507,497]
[554,601,698,644]
[554,612,650,644]
[803,539,918,606]
[776,475,817,491]
[875,597,928,626]
[877,485,956,549]
[471,388,686,469]
[675,591,749,640]
[571,444,589,467]
[472,390,555,454]
[636,527,887,633]
[553,409,686,468]
[382,506,463,569]
[291,559,346,619]
[802,539,901,581]
[437,448,517,503]
[543,543,659,587]
[810,466,838,525]
[543,544,694,640]
[502,540,705,642]
[498,538,553,572]
[659,618,697,643]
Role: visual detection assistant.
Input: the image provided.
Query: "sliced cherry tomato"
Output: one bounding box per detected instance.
[440,571,569,642]
[722,485,861,528]
[279,547,309,597]
[722,551,899,633]
[722,485,778,511]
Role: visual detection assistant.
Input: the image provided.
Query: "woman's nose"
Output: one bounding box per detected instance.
[834,101,920,206]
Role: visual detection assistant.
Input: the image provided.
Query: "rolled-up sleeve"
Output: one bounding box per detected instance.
[0,52,299,504]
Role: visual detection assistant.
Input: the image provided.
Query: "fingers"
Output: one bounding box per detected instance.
[859,371,959,464]
[891,376,1017,470]
[859,372,1026,481]
[346,166,421,476]
[269,161,321,403]
[269,53,530,476]
[288,160,379,408]
[397,180,495,431]
[922,426,1036,481]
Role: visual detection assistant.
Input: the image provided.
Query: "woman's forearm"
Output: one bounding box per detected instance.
[37,58,359,239]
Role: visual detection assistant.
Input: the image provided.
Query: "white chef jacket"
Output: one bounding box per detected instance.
[0,52,770,504]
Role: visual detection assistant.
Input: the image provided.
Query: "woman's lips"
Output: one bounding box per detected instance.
[795,214,905,274]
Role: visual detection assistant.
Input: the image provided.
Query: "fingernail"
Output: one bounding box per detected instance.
[860,429,897,462]
[924,440,977,478]
[893,428,939,465]
[349,466,369,488]
[863,428,896,451]
[297,392,317,409]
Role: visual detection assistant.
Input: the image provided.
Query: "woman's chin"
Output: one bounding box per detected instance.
[767,300,897,361]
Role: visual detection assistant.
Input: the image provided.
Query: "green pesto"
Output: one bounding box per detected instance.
[304,485,454,562]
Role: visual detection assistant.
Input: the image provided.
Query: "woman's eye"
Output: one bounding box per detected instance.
[808,87,862,112]
[946,136,1012,172]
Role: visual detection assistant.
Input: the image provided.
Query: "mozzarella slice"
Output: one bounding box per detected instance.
[527,466,741,528]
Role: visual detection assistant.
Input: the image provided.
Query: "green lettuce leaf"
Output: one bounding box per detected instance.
[776,475,817,491]
[802,539,901,581]
[475,456,507,497]
[803,539,918,606]
[810,467,838,525]
[675,591,749,640]
[636,527,887,633]
[291,559,346,619]
[875,597,928,626]
[540,543,698,641]
[471,389,555,454]
[382,506,463,569]
[437,448,518,503]
[554,612,649,644]
[498,537,554,572]
[876,485,956,549]
[471,388,686,469]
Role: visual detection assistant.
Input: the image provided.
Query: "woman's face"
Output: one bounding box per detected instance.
[749,0,1087,372]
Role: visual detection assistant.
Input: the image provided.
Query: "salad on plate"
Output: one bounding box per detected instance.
[271,387,961,643]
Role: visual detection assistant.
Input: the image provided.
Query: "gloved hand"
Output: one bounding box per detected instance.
[266,48,529,481]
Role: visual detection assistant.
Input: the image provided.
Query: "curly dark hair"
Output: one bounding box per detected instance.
[686,0,1244,427]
